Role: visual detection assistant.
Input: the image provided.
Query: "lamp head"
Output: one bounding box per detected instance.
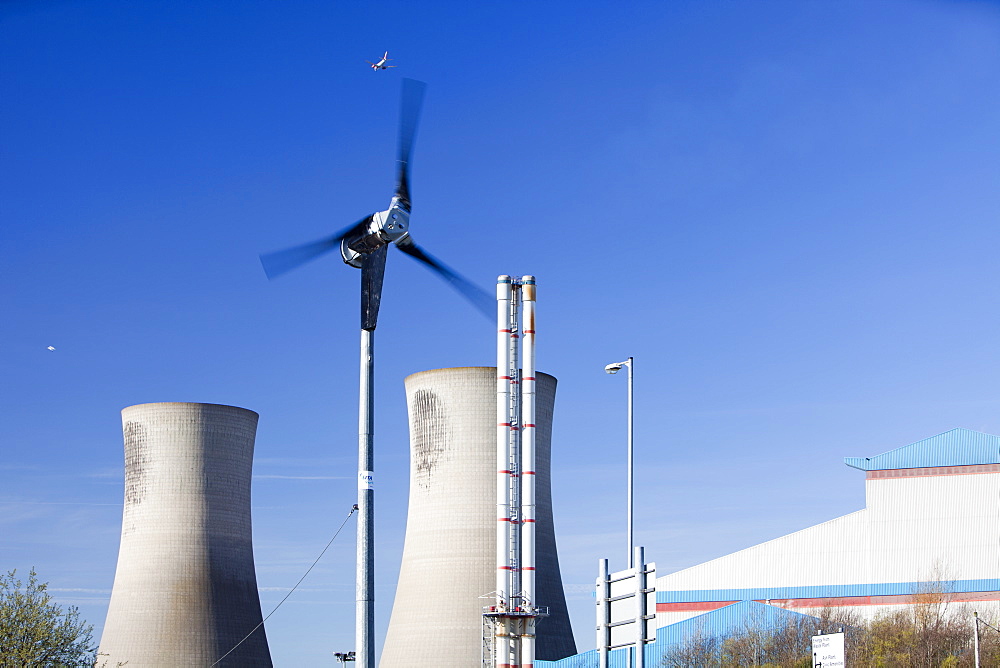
[605,363,623,374]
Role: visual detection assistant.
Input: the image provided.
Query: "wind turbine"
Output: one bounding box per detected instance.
[260,78,490,668]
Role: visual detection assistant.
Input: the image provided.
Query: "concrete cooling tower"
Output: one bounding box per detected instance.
[381,367,577,666]
[99,402,271,667]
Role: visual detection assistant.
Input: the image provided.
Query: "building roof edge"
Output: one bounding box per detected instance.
[844,428,1000,471]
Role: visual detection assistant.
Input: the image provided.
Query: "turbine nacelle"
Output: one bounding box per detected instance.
[340,198,412,268]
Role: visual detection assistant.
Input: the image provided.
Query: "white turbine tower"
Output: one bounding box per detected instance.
[259,79,491,668]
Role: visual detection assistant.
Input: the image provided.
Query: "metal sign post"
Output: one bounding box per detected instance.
[596,547,655,668]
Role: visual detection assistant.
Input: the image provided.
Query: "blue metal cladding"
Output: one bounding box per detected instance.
[536,602,821,668]
[535,647,630,668]
[844,428,1000,471]
[649,601,819,646]
[657,578,1000,604]
[538,580,1000,666]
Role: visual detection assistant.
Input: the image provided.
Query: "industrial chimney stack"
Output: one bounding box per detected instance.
[381,276,575,667]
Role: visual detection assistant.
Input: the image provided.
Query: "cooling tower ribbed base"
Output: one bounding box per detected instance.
[381,367,576,667]
[99,402,272,667]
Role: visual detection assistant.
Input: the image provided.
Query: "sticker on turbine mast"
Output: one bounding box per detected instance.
[359,471,374,490]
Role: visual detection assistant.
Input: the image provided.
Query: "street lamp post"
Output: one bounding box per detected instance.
[604,357,634,568]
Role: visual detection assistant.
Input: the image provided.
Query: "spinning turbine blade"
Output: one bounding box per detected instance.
[395,78,426,209]
[259,236,340,280]
[395,237,493,318]
[259,216,372,279]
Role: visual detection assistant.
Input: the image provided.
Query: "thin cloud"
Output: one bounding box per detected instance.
[86,469,123,479]
[258,586,346,592]
[0,501,122,506]
[254,457,351,467]
[563,583,597,595]
[49,595,112,605]
[253,475,350,480]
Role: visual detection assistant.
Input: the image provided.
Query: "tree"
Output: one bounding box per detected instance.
[0,568,97,667]
[662,599,991,668]
[662,623,723,667]
[662,611,817,667]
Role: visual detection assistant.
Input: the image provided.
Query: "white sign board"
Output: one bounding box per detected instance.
[603,565,656,647]
[596,560,655,647]
[811,632,845,668]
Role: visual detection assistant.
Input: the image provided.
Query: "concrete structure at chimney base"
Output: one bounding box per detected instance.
[99,402,272,667]
[380,367,577,667]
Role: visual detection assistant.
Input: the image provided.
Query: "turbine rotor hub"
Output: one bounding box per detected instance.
[340,200,411,268]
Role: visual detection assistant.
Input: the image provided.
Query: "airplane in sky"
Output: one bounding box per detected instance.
[366,51,395,71]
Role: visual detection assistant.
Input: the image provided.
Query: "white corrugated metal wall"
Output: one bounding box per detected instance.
[655,461,1000,627]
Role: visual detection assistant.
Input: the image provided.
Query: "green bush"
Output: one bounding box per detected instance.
[0,568,97,668]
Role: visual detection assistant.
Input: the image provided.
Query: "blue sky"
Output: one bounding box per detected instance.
[2,0,999,664]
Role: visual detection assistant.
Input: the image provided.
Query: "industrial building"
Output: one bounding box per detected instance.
[539,427,1000,667]
[381,366,577,667]
[541,601,822,668]
[100,402,272,667]
[655,427,1000,626]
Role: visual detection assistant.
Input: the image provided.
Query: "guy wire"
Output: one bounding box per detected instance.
[211,504,359,666]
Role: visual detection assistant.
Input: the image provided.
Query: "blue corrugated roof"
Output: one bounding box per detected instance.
[536,602,821,668]
[844,428,1000,471]
[652,600,818,640]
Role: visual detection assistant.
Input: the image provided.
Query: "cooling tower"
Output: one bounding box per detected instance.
[99,402,272,667]
[381,367,577,666]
